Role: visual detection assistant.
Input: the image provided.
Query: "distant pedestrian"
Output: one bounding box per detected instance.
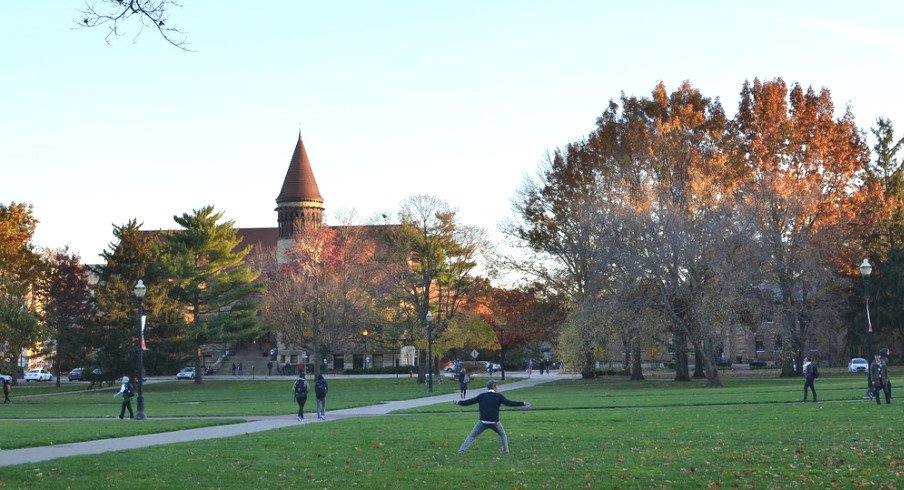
[801,357,817,402]
[284,361,291,376]
[880,348,892,401]
[232,362,237,376]
[3,378,11,404]
[454,358,462,375]
[452,380,531,455]
[114,376,134,419]
[870,352,891,405]
[314,374,329,420]
[527,359,533,377]
[238,362,243,375]
[267,361,273,376]
[293,373,309,421]
[458,369,471,399]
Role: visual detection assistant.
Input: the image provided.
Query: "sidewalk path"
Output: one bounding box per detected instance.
[0,372,575,467]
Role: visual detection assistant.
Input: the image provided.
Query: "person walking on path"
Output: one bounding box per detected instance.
[870,352,891,404]
[314,374,328,420]
[452,380,531,455]
[267,361,273,376]
[293,373,309,421]
[232,362,237,376]
[801,357,817,402]
[458,369,470,399]
[880,348,892,401]
[3,378,11,404]
[113,376,134,419]
[527,359,533,378]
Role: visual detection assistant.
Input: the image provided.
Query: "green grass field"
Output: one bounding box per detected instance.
[0,419,242,450]
[1,377,463,419]
[1,374,900,488]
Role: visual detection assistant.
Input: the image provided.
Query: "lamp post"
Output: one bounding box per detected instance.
[133,280,147,420]
[362,329,369,373]
[499,324,506,381]
[426,311,434,393]
[859,258,873,396]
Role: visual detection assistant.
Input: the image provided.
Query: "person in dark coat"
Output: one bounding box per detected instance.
[458,368,470,399]
[870,352,891,405]
[293,373,309,421]
[801,357,817,402]
[113,376,134,419]
[314,374,329,420]
[452,380,531,455]
[3,378,11,404]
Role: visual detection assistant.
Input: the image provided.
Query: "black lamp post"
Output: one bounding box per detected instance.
[362,329,369,373]
[133,279,147,420]
[859,258,873,395]
[499,324,506,381]
[426,311,434,394]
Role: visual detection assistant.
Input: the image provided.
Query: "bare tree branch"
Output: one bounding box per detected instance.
[76,0,191,51]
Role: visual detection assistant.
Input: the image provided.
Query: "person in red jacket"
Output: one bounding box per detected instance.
[452,380,531,455]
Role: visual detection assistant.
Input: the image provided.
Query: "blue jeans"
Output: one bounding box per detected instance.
[458,421,509,454]
[316,397,326,418]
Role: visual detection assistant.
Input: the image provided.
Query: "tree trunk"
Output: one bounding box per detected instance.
[630,338,644,381]
[673,329,690,381]
[692,344,707,379]
[581,349,596,379]
[700,335,722,387]
[417,349,426,383]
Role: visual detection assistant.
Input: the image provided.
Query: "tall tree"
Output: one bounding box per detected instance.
[261,222,381,376]
[160,206,262,383]
[94,220,186,381]
[0,202,43,378]
[731,78,874,376]
[39,249,94,387]
[377,195,485,384]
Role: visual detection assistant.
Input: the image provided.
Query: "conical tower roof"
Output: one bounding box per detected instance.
[276,134,323,204]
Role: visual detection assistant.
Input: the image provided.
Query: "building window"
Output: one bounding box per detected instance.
[755,336,765,353]
[353,354,364,369]
[332,354,344,370]
[372,354,383,368]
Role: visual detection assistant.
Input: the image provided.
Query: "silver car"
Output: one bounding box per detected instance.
[848,358,869,373]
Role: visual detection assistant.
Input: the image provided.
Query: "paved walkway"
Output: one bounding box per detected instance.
[0,372,574,467]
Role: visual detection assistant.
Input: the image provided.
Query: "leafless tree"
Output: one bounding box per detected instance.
[76,0,190,50]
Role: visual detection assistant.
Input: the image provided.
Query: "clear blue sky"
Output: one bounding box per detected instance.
[2,1,902,263]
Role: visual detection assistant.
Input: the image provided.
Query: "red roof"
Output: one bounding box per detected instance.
[276,134,323,204]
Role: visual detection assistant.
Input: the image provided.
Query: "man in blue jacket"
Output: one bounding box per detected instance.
[452,380,531,455]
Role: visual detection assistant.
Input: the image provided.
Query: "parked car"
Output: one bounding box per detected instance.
[0,374,12,383]
[176,367,196,380]
[24,368,53,382]
[848,358,869,373]
[68,368,88,381]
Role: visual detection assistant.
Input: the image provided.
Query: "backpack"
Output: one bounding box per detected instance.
[294,379,309,397]
[315,378,328,398]
[124,383,134,398]
[462,374,470,384]
[812,365,819,379]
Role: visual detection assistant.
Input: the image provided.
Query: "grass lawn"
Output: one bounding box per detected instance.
[0,374,900,488]
[0,419,243,450]
[0,377,465,419]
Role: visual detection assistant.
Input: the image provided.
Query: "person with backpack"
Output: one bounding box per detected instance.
[314,374,329,420]
[293,373,309,421]
[458,368,471,399]
[801,357,818,402]
[114,376,134,419]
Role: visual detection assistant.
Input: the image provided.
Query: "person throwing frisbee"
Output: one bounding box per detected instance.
[452,380,531,455]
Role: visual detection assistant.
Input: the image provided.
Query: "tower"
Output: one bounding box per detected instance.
[276,133,324,264]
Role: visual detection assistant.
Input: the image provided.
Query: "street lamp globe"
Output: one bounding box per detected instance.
[859,258,872,278]
[134,279,147,299]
